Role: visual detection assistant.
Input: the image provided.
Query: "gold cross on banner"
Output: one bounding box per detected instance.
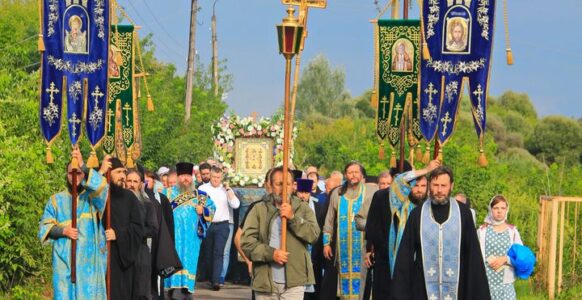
[424,82,438,104]
[46,82,60,103]
[68,112,81,138]
[106,108,115,132]
[380,96,389,118]
[440,112,452,137]
[91,86,104,107]
[393,103,403,125]
[122,102,132,125]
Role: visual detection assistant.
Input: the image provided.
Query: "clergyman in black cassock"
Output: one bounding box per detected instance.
[104,159,145,300]
[391,166,490,300]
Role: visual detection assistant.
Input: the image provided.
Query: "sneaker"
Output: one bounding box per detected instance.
[219,283,224,287]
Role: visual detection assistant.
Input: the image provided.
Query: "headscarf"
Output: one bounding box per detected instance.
[484,194,509,225]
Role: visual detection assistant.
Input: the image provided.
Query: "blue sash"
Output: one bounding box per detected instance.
[420,199,461,300]
[337,184,365,297]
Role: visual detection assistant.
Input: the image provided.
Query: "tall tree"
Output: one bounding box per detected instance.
[295,54,349,120]
[526,116,582,164]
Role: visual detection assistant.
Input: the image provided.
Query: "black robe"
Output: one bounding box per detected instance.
[146,189,182,300]
[104,185,145,300]
[133,193,159,300]
[391,200,490,300]
[364,188,392,299]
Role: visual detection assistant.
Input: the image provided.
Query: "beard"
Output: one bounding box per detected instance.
[66,181,85,194]
[409,191,427,206]
[429,190,451,205]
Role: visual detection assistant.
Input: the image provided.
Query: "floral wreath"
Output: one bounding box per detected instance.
[211,114,297,187]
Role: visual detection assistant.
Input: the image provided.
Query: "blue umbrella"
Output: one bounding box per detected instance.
[508,244,536,279]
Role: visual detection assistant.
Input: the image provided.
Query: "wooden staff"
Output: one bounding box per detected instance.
[398,0,409,172]
[105,169,112,299]
[70,157,79,284]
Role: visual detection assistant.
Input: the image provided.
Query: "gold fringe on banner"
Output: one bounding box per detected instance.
[478,149,489,167]
[146,94,154,111]
[390,149,397,168]
[503,0,513,65]
[37,0,45,52]
[437,147,444,163]
[378,142,385,160]
[46,146,54,164]
[126,147,135,168]
[415,145,423,162]
[86,148,99,168]
[422,145,430,164]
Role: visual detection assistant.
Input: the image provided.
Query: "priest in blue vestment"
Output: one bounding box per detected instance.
[164,162,215,300]
[391,166,490,300]
[38,149,110,300]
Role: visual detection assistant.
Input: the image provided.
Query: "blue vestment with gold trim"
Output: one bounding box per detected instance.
[164,186,215,293]
[38,169,108,300]
[337,184,365,299]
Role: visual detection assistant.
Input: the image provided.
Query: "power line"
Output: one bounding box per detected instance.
[0,34,36,52]
[141,0,188,49]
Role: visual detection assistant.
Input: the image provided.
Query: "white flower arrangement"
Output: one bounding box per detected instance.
[211,114,297,187]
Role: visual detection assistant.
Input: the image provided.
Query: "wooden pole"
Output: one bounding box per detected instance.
[280,55,293,252]
[398,0,409,172]
[105,169,111,300]
[548,197,559,300]
[70,159,79,284]
[184,0,198,122]
[557,200,566,294]
[211,0,219,97]
[433,139,440,160]
[537,198,547,272]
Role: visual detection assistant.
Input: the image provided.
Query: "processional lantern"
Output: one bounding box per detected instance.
[276,6,304,59]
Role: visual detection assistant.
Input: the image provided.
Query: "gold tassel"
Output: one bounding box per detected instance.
[126,148,135,168]
[415,145,423,162]
[86,150,99,168]
[146,94,154,111]
[390,151,397,168]
[437,148,444,163]
[46,147,54,164]
[38,34,45,52]
[422,145,430,164]
[478,149,489,167]
[378,143,385,160]
[409,149,415,165]
[506,48,514,65]
[422,42,431,61]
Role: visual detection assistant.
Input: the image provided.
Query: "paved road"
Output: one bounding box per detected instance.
[194,282,253,299]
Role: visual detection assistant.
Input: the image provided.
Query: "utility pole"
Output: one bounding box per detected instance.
[212,0,219,97]
[184,0,198,122]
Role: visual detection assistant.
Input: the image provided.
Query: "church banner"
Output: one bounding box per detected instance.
[104,25,134,155]
[420,0,496,153]
[375,19,421,148]
[40,0,109,159]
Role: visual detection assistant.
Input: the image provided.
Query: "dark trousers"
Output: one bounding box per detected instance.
[204,221,230,284]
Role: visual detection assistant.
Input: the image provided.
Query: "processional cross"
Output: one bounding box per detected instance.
[106,108,115,132]
[393,102,403,125]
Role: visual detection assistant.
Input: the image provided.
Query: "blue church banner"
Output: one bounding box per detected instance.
[420,0,495,159]
[40,0,109,161]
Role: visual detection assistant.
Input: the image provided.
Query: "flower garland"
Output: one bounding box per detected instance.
[211,114,297,187]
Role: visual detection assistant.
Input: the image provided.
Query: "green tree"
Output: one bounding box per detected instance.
[526,116,582,165]
[295,54,351,120]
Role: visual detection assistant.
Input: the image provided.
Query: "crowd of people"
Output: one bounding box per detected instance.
[38,149,534,300]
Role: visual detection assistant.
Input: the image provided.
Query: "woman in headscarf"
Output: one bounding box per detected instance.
[477,195,523,300]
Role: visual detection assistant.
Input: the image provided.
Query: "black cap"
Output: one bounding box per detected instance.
[110,157,125,170]
[176,162,194,176]
[296,178,314,193]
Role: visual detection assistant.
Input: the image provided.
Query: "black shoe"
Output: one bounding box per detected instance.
[212,284,220,291]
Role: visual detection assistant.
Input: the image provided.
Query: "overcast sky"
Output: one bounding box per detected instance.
[117,0,582,119]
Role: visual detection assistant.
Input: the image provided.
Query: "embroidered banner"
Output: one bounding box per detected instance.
[376,19,421,147]
[420,0,495,151]
[104,24,134,155]
[40,0,109,156]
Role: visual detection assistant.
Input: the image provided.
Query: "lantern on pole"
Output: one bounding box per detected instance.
[276,5,303,252]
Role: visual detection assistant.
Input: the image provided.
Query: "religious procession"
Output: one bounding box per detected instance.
[0,0,580,299]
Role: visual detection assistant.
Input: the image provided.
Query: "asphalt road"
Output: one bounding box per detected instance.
[194,282,253,299]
